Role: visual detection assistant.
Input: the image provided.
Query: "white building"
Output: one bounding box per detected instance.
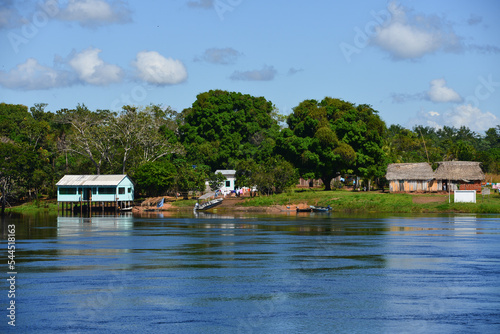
[215,169,236,192]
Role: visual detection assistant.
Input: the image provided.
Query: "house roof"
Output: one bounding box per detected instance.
[433,161,485,181]
[215,169,236,175]
[56,175,129,186]
[386,163,434,181]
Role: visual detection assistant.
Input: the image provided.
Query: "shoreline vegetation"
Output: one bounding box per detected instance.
[6,189,500,215]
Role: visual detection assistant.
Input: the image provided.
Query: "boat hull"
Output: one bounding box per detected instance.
[195,198,223,211]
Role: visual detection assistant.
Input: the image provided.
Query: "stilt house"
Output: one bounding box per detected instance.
[56,174,134,208]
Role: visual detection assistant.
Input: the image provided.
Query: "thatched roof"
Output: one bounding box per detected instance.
[386,163,434,181]
[434,161,484,181]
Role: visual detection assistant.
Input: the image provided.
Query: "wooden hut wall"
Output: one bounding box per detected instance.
[428,180,439,192]
[389,180,431,192]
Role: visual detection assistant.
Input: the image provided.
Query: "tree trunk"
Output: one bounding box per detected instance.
[321,176,333,191]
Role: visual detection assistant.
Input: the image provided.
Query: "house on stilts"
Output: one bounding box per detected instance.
[56,174,134,213]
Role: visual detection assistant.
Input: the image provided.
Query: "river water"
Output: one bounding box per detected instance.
[1,212,500,333]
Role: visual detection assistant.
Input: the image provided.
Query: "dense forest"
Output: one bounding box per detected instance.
[1,90,500,204]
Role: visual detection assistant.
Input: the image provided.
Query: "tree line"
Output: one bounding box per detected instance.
[1,90,499,206]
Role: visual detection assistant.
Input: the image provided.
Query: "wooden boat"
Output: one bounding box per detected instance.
[194,197,223,211]
[310,205,331,212]
[296,206,312,212]
[119,207,133,212]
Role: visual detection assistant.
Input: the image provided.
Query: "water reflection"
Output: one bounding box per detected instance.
[2,213,499,333]
[57,215,134,237]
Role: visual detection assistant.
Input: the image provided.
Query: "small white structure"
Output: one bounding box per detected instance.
[454,190,476,203]
[215,169,236,192]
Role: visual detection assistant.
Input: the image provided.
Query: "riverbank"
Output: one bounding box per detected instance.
[206,189,500,214]
[5,189,500,214]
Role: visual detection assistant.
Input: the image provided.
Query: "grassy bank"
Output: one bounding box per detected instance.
[5,189,500,214]
[5,200,59,214]
[240,189,500,214]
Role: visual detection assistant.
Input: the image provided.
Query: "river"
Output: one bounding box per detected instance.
[1,212,500,333]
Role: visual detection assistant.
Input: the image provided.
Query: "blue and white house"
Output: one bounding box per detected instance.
[56,175,134,203]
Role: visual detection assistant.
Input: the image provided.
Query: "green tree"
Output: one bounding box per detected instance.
[173,160,208,194]
[0,141,37,213]
[208,172,226,191]
[0,103,31,142]
[277,98,385,190]
[56,104,115,175]
[134,160,176,197]
[179,90,281,169]
[252,157,298,195]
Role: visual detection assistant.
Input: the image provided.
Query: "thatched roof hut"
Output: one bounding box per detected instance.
[386,163,434,180]
[433,161,485,181]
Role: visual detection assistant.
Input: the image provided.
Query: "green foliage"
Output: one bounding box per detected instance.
[173,160,208,193]
[179,90,281,169]
[208,172,226,191]
[385,124,500,174]
[1,94,499,206]
[236,157,298,195]
[278,98,386,190]
[134,160,177,197]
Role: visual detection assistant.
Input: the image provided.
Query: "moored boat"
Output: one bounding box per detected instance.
[194,198,223,211]
[310,205,331,212]
[296,206,312,212]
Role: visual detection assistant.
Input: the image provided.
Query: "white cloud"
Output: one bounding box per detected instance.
[447,104,497,132]
[230,65,277,81]
[371,1,462,59]
[408,104,498,132]
[133,51,188,85]
[0,47,122,89]
[68,47,123,85]
[427,78,462,103]
[194,47,242,65]
[58,0,131,27]
[0,58,75,90]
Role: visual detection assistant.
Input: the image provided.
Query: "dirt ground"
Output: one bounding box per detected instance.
[132,195,297,214]
[411,195,448,204]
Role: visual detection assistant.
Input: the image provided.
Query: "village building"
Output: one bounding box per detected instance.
[433,161,485,193]
[297,178,324,188]
[386,163,436,193]
[56,174,134,213]
[214,170,236,192]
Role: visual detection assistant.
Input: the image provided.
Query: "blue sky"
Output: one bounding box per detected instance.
[1,0,499,133]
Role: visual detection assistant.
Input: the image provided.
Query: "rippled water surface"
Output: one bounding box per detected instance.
[1,212,500,333]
